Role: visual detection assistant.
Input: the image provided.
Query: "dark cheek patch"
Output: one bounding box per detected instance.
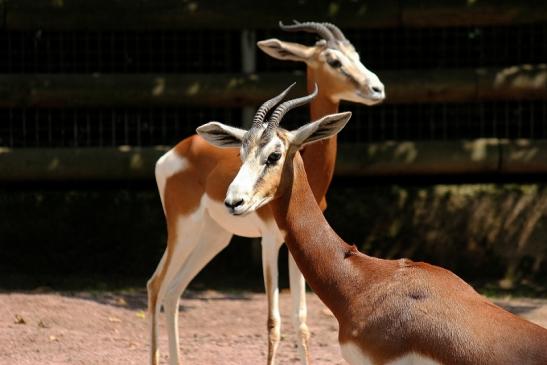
[253,169,266,190]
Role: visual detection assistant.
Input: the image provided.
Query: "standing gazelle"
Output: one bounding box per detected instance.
[198,86,547,365]
[148,21,384,365]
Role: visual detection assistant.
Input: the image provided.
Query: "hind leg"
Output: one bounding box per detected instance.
[147,212,208,365]
[162,214,233,365]
[147,252,167,365]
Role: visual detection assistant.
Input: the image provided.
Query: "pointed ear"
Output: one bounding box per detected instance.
[257,39,316,62]
[196,122,246,148]
[290,112,352,146]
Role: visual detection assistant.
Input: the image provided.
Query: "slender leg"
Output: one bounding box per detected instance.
[147,213,207,365]
[162,294,182,365]
[147,252,167,365]
[289,252,311,364]
[163,214,232,365]
[262,235,283,365]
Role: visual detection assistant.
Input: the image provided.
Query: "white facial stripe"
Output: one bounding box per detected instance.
[228,158,261,197]
[226,135,284,208]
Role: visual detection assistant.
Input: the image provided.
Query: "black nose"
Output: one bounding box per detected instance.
[371,86,383,94]
[225,198,244,209]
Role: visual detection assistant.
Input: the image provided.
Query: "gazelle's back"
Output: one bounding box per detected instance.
[339,255,547,365]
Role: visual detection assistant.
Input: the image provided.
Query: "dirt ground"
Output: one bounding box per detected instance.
[1,289,546,365]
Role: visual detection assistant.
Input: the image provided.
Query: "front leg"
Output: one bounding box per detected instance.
[261,235,283,365]
[289,252,311,364]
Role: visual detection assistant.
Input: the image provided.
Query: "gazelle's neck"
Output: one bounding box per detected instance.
[271,152,357,316]
[301,70,340,208]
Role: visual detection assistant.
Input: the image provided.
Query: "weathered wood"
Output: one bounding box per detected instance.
[5,0,399,30]
[338,139,547,176]
[336,140,501,176]
[2,140,547,181]
[500,140,547,174]
[0,73,306,108]
[382,69,477,104]
[5,0,547,30]
[0,146,168,181]
[477,65,547,102]
[0,66,545,108]
[402,0,547,28]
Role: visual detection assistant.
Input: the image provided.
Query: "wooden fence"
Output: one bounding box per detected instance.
[4,1,547,29]
[1,1,546,181]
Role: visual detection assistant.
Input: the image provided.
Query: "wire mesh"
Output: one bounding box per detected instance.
[271,101,547,144]
[0,24,546,148]
[256,24,547,72]
[0,30,241,73]
[0,24,545,74]
[0,107,241,148]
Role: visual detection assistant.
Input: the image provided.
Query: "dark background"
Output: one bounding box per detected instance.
[0,1,546,293]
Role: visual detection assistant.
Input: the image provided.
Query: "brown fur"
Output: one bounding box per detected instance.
[271,152,547,365]
[160,88,340,225]
[150,26,384,364]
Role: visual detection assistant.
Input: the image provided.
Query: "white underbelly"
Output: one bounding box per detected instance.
[340,342,442,365]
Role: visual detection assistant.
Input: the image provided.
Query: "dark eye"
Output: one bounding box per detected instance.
[266,152,281,165]
[328,59,342,68]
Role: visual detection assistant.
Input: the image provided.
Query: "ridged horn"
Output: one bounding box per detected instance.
[278,20,334,42]
[268,83,319,130]
[252,82,296,128]
[323,22,348,42]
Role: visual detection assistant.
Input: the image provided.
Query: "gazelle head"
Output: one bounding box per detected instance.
[197,84,351,216]
[258,20,385,105]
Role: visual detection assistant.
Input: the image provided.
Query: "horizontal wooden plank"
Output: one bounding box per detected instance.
[335,140,500,176]
[0,66,545,108]
[385,64,547,103]
[4,0,547,30]
[476,65,547,101]
[0,146,169,181]
[501,139,547,174]
[0,73,307,108]
[401,0,547,28]
[2,140,547,181]
[339,139,547,176]
[4,0,400,30]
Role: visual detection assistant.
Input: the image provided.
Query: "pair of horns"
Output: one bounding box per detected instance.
[279,20,348,44]
[252,83,318,132]
[251,21,345,130]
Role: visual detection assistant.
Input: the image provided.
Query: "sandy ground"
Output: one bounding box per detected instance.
[1,289,546,365]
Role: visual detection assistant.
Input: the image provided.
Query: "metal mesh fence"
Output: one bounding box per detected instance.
[256,24,547,72]
[0,25,545,74]
[266,101,547,144]
[0,102,544,148]
[340,101,547,143]
[0,107,241,148]
[0,30,241,73]
[0,24,545,148]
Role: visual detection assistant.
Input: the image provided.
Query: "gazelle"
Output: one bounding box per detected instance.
[198,86,547,365]
[148,21,384,365]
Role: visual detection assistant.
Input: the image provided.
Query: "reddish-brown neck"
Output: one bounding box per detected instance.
[271,152,358,315]
[301,68,340,209]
